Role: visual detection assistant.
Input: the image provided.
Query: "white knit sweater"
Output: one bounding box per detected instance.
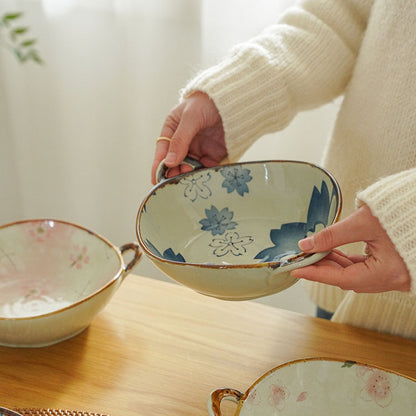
[181,0,416,339]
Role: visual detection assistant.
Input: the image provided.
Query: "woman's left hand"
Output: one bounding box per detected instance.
[290,205,411,293]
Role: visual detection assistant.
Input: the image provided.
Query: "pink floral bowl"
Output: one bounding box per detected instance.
[208,357,416,415]
[0,219,141,347]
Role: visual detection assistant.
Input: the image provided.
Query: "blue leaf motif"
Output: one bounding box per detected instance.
[306,181,332,232]
[254,180,336,263]
[199,205,237,236]
[254,222,307,262]
[145,239,185,262]
[162,248,186,262]
[220,165,252,196]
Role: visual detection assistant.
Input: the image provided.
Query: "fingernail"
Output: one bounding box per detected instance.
[299,236,314,251]
[165,152,177,165]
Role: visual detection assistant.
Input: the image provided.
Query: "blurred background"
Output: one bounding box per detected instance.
[0,0,340,315]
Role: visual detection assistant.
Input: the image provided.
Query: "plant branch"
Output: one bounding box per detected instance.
[0,12,43,64]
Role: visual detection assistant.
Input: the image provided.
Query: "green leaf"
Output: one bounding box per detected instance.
[11,26,29,36]
[27,50,43,64]
[20,39,37,47]
[1,12,23,27]
[1,11,43,65]
[9,26,29,42]
[3,12,23,20]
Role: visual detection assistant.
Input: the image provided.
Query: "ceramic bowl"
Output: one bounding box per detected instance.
[0,408,23,416]
[208,357,416,415]
[0,219,141,347]
[136,160,341,300]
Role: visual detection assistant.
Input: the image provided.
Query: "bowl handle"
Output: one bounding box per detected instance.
[119,242,142,274]
[156,156,203,183]
[207,388,243,416]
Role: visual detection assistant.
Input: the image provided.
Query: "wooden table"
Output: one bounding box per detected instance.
[1,275,415,416]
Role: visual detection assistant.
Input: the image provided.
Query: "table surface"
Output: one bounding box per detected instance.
[1,275,415,416]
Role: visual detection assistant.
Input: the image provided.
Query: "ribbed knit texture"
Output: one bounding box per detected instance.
[182,0,371,161]
[180,0,416,338]
[357,169,416,293]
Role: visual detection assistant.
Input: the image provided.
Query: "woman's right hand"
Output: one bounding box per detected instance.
[151,92,228,184]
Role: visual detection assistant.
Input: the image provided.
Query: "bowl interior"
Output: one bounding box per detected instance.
[238,358,416,415]
[138,161,340,266]
[0,220,121,318]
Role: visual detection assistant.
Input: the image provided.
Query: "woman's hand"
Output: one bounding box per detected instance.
[291,205,411,293]
[151,92,227,184]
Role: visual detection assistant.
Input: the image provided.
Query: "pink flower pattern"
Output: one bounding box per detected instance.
[268,383,290,411]
[27,220,54,242]
[358,367,396,408]
[246,389,262,406]
[238,361,407,415]
[296,391,308,402]
[19,282,49,300]
[70,245,90,269]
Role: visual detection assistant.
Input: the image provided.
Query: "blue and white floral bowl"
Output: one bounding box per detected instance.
[136,160,342,300]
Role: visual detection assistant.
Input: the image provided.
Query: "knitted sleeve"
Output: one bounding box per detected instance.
[357,168,416,294]
[181,0,374,161]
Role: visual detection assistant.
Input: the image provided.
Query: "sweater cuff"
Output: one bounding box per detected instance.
[180,47,296,162]
[357,168,416,294]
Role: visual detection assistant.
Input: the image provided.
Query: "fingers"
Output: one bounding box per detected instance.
[327,248,367,264]
[166,118,201,167]
[292,204,412,293]
[292,239,411,293]
[320,250,355,268]
[151,119,200,185]
[151,92,218,184]
[166,92,223,166]
[292,250,379,292]
[291,260,375,292]
[292,256,410,293]
[151,106,194,184]
[151,135,172,185]
[298,205,379,253]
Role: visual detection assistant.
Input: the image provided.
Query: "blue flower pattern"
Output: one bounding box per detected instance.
[254,181,335,262]
[147,168,335,263]
[199,205,237,236]
[180,172,212,202]
[209,232,254,257]
[220,166,252,196]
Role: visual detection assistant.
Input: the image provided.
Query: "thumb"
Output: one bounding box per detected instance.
[298,206,372,253]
